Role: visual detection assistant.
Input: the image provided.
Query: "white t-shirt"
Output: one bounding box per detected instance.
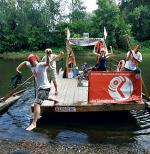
[26,62,51,89]
[124,50,142,70]
[42,54,57,70]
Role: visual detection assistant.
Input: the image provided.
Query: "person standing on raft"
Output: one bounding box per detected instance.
[93,46,113,71]
[42,48,64,96]
[16,50,59,131]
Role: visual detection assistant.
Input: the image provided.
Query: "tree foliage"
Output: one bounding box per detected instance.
[0,0,65,52]
[120,0,150,41]
[0,0,149,52]
[91,0,130,48]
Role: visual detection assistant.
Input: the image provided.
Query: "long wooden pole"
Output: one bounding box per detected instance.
[34,77,36,98]
[3,75,34,101]
[123,34,132,51]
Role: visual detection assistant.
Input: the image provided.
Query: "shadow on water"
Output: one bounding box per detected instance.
[35,111,140,144]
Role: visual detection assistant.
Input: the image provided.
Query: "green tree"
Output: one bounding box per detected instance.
[67,0,91,36]
[120,0,150,41]
[0,0,64,52]
[91,0,130,48]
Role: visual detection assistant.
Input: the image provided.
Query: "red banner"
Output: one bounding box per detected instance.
[88,72,142,104]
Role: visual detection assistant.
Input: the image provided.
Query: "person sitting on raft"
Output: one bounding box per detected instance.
[124,44,142,73]
[116,59,126,72]
[93,46,113,71]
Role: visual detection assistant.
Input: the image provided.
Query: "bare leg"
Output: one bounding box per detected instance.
[53,80,58,95]
[26,103,40,131]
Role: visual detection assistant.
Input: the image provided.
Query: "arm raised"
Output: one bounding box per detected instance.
[16,61,27,73]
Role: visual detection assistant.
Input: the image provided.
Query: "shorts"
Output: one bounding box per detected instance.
[48,69,57,81]
[35,88,51,105]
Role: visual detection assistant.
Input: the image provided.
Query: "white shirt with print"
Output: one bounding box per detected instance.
[124,50,142,70]
[26,62,51,89]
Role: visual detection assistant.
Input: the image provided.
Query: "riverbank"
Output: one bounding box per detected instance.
[0,139,149,154]
[0,47,150,60]
[0,47,66,60]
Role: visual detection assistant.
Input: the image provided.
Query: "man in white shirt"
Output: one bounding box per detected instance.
[16,50,59,131]
[42,49,64,95]
[124,44,142,73]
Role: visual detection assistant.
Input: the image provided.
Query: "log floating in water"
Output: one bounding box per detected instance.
[0,90,24,114]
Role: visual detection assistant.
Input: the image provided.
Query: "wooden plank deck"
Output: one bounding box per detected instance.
[32,71,146,113]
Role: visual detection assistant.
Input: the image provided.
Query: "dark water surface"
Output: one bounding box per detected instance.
[0,56,150,152]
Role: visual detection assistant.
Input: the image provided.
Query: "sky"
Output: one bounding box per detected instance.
[82,0,119,12]
[82,0,98,13]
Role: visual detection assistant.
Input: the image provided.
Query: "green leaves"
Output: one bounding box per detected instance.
[120,0,150,42]
[91,0,130,48]
[0,0,64,52]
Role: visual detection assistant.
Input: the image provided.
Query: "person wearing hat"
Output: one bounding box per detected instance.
[124,44,142,73]
[93,46,113,71]
[42,48,64,95]
[16,51,59,131]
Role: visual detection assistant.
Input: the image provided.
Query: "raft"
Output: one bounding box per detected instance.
[31,71,150,113]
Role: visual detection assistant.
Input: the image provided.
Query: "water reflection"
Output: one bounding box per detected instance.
[35,111,140,144]
[55,130,89,144]
[0,59,31,97]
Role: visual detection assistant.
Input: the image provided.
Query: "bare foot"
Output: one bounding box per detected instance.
[54,99,63,105]
[55,91,58,96]
[26,123,36,131]
[54,101,59,105]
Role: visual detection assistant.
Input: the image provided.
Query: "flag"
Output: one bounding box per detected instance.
[67,27,70,40]
[104,27,107,40]
[88,72,142,104]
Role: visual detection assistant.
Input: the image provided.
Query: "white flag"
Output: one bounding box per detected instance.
[67,27,70,40]
[104,27,107,40]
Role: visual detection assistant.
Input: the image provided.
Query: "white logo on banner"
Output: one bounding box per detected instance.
[108,76,133,100]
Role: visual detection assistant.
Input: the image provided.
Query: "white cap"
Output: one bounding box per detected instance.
[45,48,52,54]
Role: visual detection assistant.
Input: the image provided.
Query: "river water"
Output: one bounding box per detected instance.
[0,57,150,153]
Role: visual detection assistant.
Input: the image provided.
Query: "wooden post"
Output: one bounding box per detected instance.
[65,39,76,78]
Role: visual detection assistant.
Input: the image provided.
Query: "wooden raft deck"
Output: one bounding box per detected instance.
[32,71,146,113]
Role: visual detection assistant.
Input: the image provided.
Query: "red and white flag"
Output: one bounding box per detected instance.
[88,72,142,104]
[104,27,107,40]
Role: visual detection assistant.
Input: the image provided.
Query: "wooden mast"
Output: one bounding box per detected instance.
[65,40,76,78]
